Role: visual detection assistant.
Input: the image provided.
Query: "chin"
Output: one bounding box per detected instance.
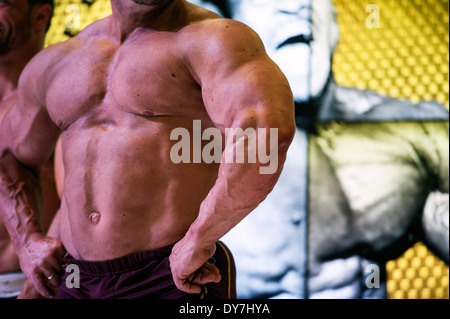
[131,0,167,6]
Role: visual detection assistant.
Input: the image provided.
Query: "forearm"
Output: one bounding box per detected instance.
[0,151,44,251]
[0,151,64,298]
[186,129,293,247]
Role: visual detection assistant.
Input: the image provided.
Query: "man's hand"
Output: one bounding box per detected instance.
[17,233,65,299]
[169,238,221,294]
[0,152,64,298]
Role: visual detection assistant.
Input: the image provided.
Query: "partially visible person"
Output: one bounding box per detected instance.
[0,0,295,299]
[0,0,59,299]
[190,0,449,299]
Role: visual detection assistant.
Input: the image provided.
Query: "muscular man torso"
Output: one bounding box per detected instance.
[39,10,224,261]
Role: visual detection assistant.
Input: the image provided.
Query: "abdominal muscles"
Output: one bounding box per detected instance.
[58,116,218,261]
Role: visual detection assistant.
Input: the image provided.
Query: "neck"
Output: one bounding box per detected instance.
[0,61,25,102]
[110,0,182,42]
[0,38,43,101]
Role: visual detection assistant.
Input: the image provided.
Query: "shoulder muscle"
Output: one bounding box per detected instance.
[178,19,268,84]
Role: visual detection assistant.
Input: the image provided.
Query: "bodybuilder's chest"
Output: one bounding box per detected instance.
[46,38,202,129]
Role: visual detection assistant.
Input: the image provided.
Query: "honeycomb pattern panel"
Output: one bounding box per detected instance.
[45,0,112,47]
[332,0,449,299]
[387,243,449,299]
[332,0,449,108]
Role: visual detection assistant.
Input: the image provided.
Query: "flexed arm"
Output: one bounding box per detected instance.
[0,53,64,299]
[170,20,296,293]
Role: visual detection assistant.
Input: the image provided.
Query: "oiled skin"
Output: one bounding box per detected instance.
[0,0,295,297]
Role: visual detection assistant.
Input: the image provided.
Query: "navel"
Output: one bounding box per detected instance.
[89,212,101,225]
[143,110,156,117]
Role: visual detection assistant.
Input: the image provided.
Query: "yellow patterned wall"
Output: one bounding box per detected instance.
[45,0,112,47]
[332,0,449,299]
[332,0,449,108]
[43,0,449,299]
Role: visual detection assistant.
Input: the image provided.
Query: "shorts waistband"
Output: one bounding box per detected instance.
[64,245,173,275]
[0,270,27,298]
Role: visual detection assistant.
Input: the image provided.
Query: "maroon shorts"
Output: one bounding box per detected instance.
[56,242,236,299]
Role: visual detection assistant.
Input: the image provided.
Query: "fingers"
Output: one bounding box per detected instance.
[29,264,61,298]
[35,262,60,296]
[20,237,65,298]
[44,252,64,281]
[43,267,61,289]
[30,271,57,299]
[179,280,203,294]
[174,262,222,294]
[170,240,221,294]
[191,262,221,285]
[38,242,65,290]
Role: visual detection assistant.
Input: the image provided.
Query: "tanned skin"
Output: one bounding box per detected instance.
[0,0,295,298]
[0,0,59,297]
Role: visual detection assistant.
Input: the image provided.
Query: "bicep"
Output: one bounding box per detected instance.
[1,79,59,168]
[189,20,295,131]
[203,57,295,133]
